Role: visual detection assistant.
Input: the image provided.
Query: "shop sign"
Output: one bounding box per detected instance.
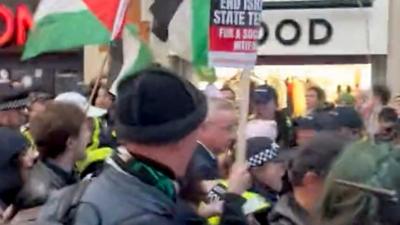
[0,1,35,48]
[257,0,389,55]
[209,0,262,68]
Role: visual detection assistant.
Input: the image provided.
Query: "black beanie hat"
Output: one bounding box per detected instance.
[116,68,207,144]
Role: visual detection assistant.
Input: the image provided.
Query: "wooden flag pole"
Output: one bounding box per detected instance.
[87,52,110,112]
[236,69,251,163]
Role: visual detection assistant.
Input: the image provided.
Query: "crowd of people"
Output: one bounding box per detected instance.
[0,67,400,225]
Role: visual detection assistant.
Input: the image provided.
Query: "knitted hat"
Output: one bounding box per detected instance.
[116,68,207,144]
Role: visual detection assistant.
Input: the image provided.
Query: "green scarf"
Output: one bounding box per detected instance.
[121,157,176,201]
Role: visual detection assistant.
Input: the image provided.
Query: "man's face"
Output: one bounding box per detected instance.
[68,122,91,162]
[306,90,318,111]
[296,129,316,146]
[255,101,277,119]
[376,120,397,142]
[202,110,237,154]
[95,88,113,110]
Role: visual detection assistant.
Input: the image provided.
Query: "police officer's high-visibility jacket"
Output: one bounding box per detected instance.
[21,125,34,147]
[76,117,114,176]
[205,180,270,225]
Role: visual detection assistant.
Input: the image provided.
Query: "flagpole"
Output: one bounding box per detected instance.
[236,69,251,163]
[88,53,110,110]
[86,0,131,111]
[111,0,132,40]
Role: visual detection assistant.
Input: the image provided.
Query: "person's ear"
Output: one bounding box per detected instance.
[65,136,76,151]
[302,171,320,186]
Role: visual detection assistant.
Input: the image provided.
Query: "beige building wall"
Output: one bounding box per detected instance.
[386,0,400,97]
[84,45,109,84]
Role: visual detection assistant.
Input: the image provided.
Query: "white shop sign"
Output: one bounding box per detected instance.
[258,0,389,55]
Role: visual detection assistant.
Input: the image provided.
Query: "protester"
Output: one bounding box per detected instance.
[38,68,208,224]
[305,86,326,115]
[375,107,398,143]
[318,141,400,225]
[93,85,114,110]
[9,102,89,213]
[251,84,293,147]
[220,85,236,102]
[365,85,391,137]
[187,97,237,180]
[54,92,114,178]
[268,132,349,225]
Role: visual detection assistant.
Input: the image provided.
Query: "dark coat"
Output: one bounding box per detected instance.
[14,160,78,210]
[268,194,311,225]
[186,144,219,180]
[38,162,178,225]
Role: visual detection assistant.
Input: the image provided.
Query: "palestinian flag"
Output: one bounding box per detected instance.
[22,0,130,60]
[150,0,210,68]
[109,24,153,95]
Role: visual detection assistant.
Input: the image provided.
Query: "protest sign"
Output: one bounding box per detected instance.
[209,0,262,68]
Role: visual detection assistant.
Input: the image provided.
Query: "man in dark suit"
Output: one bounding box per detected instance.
[186,98,237,180]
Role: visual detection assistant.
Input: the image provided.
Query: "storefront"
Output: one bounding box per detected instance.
[212,0,389,116]
[0,0,83,95]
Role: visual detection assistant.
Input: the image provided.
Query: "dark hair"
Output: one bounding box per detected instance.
[307,86,326,104]
[373,85,391,105]
[378,107,398,123]
[30,102,86,159]
[289,132,348,186]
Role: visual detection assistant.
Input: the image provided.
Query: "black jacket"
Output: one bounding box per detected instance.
[39,161,177,225]
[14,160,78,209]
[268,194,311,225]
[186,143,219,180]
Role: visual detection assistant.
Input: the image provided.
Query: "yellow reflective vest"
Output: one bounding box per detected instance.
[76,117,113,174]
[206,181,270,225]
